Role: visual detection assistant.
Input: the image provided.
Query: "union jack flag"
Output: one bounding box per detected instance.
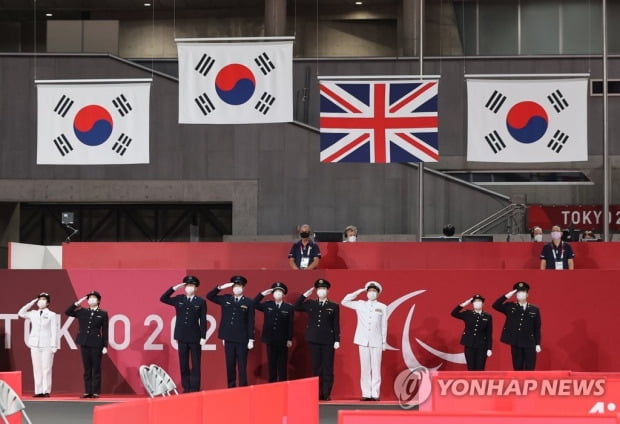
[319,80,439,163]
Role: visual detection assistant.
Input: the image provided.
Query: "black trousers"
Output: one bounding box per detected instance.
[178,341,202,392]
[511,345,537,370]
[309,342,334,399]
[266,343,288,382]
[224,341,248,387]
[464,346,487,371]
[80,346,102,395]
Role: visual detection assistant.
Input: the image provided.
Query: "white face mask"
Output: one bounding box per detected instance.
[273,291,283,301]
[87,298,98,307]
[316,288,327,299]
[516,292,527,302]
[551,231,562,241]
[36,300,48,309]
[472,301,483,310]
[366,291,378,301]
[347,235,357,242]
[185,286,195,296]
[533,234,543,242]
[233,286,243,296]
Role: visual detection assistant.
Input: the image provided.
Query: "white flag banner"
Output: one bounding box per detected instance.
[177,39,293,124]
[37,80,151,165]
[467,78,588,163]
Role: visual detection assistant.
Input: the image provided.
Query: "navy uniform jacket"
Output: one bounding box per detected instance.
[160,288,207,343]
[254,293,294,344]
[294,295,340,345]
[492,296,541,348]
[65,304,109,348]
[450,305,493,349]
[207,287,255,342]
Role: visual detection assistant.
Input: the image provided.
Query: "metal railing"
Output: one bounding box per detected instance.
[461,203,527,236]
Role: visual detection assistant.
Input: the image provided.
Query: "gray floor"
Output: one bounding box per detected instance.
[23,400,404,424]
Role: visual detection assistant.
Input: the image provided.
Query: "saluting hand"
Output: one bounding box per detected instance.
[219,282,234,290]
[459,297,472,307]
[303,287,315,297]
[261,288,274,296]
[74,296,87,306]
[173,282,186,291]
[505,289,517,299]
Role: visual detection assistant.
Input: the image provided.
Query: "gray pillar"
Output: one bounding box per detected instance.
[265,0,287,36]
[401,0,420,57]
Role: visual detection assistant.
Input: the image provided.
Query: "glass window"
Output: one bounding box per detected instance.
[521,0,559,54]
[478,1,518,55]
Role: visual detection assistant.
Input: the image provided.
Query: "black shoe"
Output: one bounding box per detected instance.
[80,394,92,398]
[360,397,372,401]
[371,397,380,401]
[33,394,44,398]
[43,393,50,398]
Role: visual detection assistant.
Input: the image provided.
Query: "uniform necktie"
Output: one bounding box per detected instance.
[235,298,239,303]
[40,310,43,315]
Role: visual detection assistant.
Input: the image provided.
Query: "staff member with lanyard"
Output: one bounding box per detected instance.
[539,225,575,270]
[288,224,321,270]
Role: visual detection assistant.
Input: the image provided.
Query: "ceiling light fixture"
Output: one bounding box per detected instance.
[144,2,152,6]
[45,12,53,17]
[355,1,363,4]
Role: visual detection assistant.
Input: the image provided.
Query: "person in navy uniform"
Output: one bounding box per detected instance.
[451,294,493,371]
[65,290,108,398]
[254,282,294,382]
[294,278,340,401]
[288,224,321,270]
[540,225,575,270]
[160,275,207,393]
[493,282,542,371]
[207,275,255,388]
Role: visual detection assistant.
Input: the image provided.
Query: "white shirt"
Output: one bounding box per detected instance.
[342,291,387,348]
[18,304,59,349]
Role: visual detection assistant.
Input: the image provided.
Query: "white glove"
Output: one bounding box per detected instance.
[52,348,58,353]
[102,347,108,355]
[303,287,315,297]
[286,340,293,348]
[247,340,254,350]
[30,298,38,305]
[535,345,541,353]
[355,288,366,296]
[459,297,472,307]
[222,340,225,346]
[173,283,186,291]
[261,288,274,296]
[199,338,206,345]
[219,282,234,290]
[334,342,340,350]
[382,343,387,351]
[505,289,517,299]
[74,296,87,306]
[486,349,492,357]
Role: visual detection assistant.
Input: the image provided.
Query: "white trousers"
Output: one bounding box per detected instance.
[359,345,382,398]
[31,347,55,394]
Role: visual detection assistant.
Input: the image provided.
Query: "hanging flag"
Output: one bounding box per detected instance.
[177,39,293,124]
[319,79,439,163]
[36,80,151,165]
[467,78,588,162]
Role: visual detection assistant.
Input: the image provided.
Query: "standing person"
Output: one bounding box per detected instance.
[254,282,294,382]
[341,281,387,401]
[18,292,60,397]
[450,294,493,371]
[492,282,541,371]
[207,275,255,388]
[288,224,321,270]
[294,279,340,401]
[540,225,575,269]
[65,291,108,398]
[160,275,207,393]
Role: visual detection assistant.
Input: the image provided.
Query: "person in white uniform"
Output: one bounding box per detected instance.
[18,292,60,397]
[341,281,387,401]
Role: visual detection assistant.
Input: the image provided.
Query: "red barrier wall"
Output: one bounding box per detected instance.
[61,241,620,269]
[2,268,620,399]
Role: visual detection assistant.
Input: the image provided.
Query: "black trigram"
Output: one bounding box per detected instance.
[547,90,569,113]
[254,92,275,115]
[112,133,132,156]
[52,134,74,156]
[484,90,507,114]
[112,94,132,117]
[195,54,215,76]
[484,130,506,154]
[195,93,215,116]
[254,52,275,76]
[53,95,74,117]
[548,130,569,153]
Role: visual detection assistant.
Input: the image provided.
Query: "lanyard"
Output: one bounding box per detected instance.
[300,243,312,257]
[551,242,564,260]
